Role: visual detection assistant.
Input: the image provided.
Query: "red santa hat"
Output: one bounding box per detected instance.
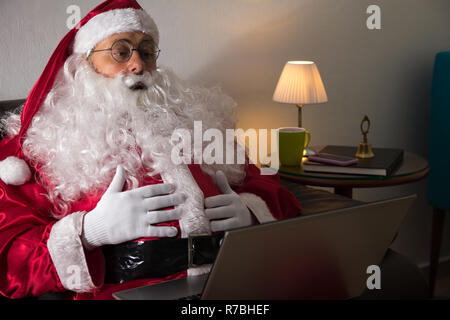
[0,0,159,186]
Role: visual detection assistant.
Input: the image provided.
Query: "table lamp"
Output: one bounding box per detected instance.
[273,61,328,148]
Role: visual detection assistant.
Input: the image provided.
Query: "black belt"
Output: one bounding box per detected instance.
[102,233,224,284]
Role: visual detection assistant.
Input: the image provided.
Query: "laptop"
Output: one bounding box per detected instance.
[113,194,416,300]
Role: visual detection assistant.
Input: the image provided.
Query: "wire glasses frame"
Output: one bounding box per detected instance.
[89,39,161,64]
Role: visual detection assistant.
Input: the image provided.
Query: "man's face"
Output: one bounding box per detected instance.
[88,32,157,78]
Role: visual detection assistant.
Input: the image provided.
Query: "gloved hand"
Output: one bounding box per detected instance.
[205,170,255,232]
[81,165,185,249]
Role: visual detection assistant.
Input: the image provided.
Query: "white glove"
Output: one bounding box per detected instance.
[205,171,255,232]
[81,165,185,249]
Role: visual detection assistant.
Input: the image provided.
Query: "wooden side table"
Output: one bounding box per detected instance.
[272,146,429,199]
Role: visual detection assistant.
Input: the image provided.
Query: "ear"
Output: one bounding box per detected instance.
[0,156,32,186]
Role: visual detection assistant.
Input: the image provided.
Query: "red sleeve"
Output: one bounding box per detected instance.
[0,173,106,299]
[0,179,66,299]
[235,163,302,220]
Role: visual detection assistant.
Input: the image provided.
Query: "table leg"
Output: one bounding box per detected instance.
[334,187,353,199]
[429,207,446,298]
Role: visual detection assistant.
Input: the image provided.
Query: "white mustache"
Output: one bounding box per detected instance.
[122,72,154,90]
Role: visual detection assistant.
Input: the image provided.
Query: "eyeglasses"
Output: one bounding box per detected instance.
[89,39,161,64]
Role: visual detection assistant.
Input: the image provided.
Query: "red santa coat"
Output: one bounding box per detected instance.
[0,158,301,300]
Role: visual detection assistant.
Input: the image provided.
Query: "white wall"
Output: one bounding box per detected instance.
[1,0,450,266]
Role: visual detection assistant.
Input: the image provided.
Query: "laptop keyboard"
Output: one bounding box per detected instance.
[177,293,202,300]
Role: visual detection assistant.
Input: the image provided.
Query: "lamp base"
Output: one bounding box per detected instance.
[297,105,316,157]
[297,104,304,128]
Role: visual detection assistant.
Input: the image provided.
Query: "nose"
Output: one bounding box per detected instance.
[127,50,144,75]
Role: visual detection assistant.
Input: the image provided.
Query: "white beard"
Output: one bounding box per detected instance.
[15,54,245,233]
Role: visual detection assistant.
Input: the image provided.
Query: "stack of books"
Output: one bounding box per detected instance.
[302,145,404,176]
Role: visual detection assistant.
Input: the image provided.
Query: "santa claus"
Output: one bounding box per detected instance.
[0,0,301,300]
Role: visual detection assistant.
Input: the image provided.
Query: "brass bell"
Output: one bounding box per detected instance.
[356,115,375,159]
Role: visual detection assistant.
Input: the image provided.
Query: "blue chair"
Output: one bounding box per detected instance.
[428,52,450,297]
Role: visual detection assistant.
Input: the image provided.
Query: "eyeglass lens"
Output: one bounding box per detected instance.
[111,40,160,63]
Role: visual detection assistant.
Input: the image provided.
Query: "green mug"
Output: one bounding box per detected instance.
[278,127,311,166]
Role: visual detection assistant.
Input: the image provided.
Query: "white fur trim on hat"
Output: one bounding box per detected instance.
[0,156,32,186]
[73,8,159,56]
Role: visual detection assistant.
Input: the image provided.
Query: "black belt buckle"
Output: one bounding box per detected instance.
[188,233,210,268]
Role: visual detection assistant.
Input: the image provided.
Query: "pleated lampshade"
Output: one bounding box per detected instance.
[273,61,328,105]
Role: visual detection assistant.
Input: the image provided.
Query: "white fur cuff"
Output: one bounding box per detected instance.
[239,193,276,224]
[47,211,103,293]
